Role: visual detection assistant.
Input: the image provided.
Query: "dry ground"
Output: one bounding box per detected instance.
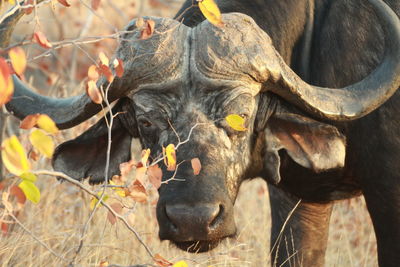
[0,1,378,266]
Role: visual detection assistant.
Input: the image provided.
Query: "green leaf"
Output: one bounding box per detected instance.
[20,172,37,182]
[18,180,40,204]
[225,114,247,131]
[29,129,54,158]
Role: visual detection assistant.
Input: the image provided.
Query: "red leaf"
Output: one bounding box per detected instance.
[24,0,34,15]
[107,202,123,225]
[113,58,124,78]
[153,254,172,267]
[91,0,101,10]
[148,164,162,189]
[140,19,155,40]
[20,113,40,130]
[0,57,14,106]
[98,64,114,83]
[1,222,8,235]
[191,158,201,175]
[127,179,147,203]
[10,185,26,205]
[57,0,70,7]
[33,31,52,49]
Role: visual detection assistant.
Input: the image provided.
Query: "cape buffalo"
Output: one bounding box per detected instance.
[2,0,400,266]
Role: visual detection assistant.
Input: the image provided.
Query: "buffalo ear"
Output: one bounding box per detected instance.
[263,113,346,184]
[52,99,137,183]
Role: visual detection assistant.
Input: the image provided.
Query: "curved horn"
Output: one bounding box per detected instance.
[192,0,400,121]
[2,9,189,129]
[266,0,400,120]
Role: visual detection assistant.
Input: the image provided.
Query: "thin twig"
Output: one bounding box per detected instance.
[32,170,154,260]
[5,205,69,263]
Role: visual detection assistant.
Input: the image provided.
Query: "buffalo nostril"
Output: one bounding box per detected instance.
[165,203,222,236]
[209,204,224,230]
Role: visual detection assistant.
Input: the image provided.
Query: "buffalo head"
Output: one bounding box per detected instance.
[5,0,400,253]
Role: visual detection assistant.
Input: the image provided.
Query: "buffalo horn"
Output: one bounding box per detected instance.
[266,0,400,120]
[2,8,188,129]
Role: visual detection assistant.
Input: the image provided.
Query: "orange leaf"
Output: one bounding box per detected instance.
[9,47,26,76]
[107,202,123,225]
[20,114,40,130]
[24,0,34,15]
[119,159,136,177]
[113,58,124,78]
[0,57,14,106]
[98,64,114,83]
[91,0,101,10]
[140,19,155,40]
[127,179,147,203]
[191,158,201,175]
[10,185,26,205]
[33,31,52,49]
[87,64,99,81]
[86,80,103,104]
[135,166,147,182]
[57,0,70,7]
[148,164,162,189]
[153,254,173,267]
[163,144,176,171]
[1,222,8,235]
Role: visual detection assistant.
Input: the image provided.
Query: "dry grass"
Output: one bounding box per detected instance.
[0,1,378,266]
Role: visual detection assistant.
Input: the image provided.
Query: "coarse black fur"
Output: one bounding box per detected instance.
[173,0,400,266]
[45,0,400,266]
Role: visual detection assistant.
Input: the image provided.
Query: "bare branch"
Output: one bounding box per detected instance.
[32,170,155,260]
[4,204,69,263]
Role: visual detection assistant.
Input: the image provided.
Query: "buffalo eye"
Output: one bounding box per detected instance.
[138,118,153,128]
[239,113,249,120]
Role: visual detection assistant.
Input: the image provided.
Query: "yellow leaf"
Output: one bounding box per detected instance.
[1,135,30,176]
[109,180,126,197]
[8,0,16,5]
[173,260,189,267]
[37,114,59,134]
[141,148,150,167]
[198,0,224,27]
[9,47,26,76]
[20,172,37,182]
[0,57,14,107]
[164,144,176,171]
[29,129,54,158]
[225,114,247,131]
[90,192,109,210]
[99,52,109,66]
[18,180,40,204]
